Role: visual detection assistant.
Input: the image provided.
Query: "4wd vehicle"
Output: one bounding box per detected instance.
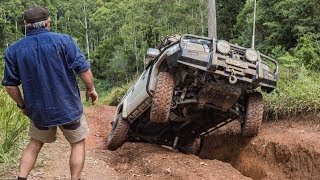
[107,34,278,154]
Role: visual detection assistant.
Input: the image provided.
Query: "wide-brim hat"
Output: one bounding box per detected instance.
[24,5,50,23]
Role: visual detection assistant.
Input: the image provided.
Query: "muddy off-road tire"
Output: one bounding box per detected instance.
[242,92,264,137]
[150,72,174,123]
[107,114,130,151]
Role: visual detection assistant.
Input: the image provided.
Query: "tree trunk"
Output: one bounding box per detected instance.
[192,8,195,34]
[125,71,129,84]
[67,14,70,33]
[55,11,58,32]
[134,27,139,75]
[15,19,18,40]
[208,0,217,38]
[83,1,90,59]
[200,7,204,36]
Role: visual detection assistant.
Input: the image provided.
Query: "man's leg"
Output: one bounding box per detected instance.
[70,139,85,180]
[23,121,57,179]
[18,138,44,178]
[60,116,89,180]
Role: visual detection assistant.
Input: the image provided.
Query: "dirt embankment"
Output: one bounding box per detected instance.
[200,117,320,180]
[4,106,320,180]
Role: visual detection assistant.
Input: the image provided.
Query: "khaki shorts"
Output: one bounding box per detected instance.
[28,115,89,144]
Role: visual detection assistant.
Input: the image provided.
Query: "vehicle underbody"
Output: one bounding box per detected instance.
[127,66,255,154]
[107,34,277,154]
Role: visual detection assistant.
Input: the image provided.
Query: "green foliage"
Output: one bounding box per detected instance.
[216,0,246,40]
[92,35,136,84]
[277,53,300,69]
[4,0,320,175]
[90,0,212,83]
[264,66,320,118]
[0,0,319,137]
[79,77,132,107]
[234,0,320,54]
[274,33,320,70]
[293,33,320,70]
[0,87,29,173]
[97,83,132,106]
[0,60,3,77]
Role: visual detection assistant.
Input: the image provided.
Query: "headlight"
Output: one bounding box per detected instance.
[217,40,231,54]
[245,49,258,62]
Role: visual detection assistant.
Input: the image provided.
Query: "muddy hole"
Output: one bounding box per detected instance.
[199,133,263,178]
[198,121,320,180]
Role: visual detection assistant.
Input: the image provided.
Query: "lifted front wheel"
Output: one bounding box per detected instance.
[150,72,174,123]
[242,92,264,137]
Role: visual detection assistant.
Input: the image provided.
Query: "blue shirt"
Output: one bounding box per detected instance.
[1,28,90,127]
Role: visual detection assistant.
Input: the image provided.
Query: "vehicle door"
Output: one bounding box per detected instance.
[124,67,151,117]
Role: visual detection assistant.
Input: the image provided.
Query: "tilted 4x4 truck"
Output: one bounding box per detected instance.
[107,34,278,154]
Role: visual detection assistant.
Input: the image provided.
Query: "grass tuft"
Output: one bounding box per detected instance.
[0,87,29,175]
[95,83,132,106]
[264,67,320,119]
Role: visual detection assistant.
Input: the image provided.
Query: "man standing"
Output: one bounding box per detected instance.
[1,5,98,180]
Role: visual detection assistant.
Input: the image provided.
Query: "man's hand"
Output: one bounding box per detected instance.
[86,89,98,105]
[79,68,98,105]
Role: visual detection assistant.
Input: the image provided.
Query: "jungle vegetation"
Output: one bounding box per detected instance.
[0,0,319,173]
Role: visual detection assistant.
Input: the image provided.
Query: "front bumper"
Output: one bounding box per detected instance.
[177,34,278,91]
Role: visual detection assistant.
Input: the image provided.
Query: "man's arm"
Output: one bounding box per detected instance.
[6,86,24,106]
[79,68,98,105]
[64,35,98,104]
[5,86,26,114]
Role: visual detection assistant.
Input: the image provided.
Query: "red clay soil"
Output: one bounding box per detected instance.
[5,106,248,180]
[3,106,320,180]
[200,116,320,180]
[85,106,116,150]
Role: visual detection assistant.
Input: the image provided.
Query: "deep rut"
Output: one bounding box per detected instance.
[4,107,320,180]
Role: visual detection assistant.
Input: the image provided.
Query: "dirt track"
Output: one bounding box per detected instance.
[5,106,320,179]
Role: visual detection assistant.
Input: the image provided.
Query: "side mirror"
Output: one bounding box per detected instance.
[147,48,160,58]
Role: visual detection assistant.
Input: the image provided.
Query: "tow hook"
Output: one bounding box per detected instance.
[229,75,237,84]
[229,70,237,84]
